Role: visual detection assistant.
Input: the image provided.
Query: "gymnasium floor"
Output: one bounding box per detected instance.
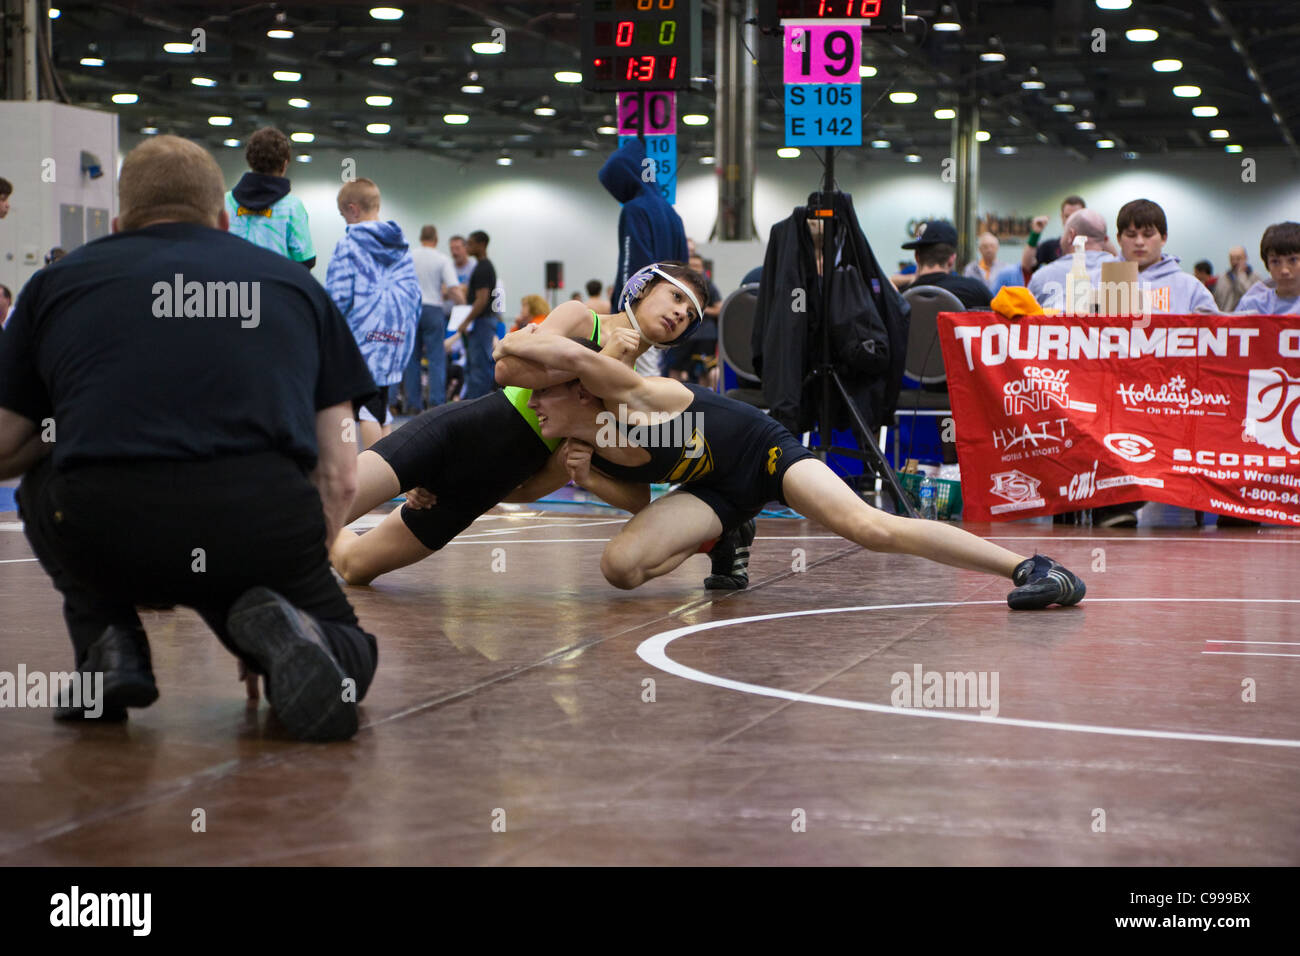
[2,483,1298,866]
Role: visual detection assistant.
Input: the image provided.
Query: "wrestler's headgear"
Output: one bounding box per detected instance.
[619,263,704,348]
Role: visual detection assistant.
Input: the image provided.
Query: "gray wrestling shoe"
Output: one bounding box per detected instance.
[1008,555,1087,610]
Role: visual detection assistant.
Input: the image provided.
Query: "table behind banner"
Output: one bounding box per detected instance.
[936,311,1300,526]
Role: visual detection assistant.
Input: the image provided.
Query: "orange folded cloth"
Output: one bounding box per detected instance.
[991,286,1046,320]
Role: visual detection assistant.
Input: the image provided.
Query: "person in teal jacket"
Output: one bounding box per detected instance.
[224,127,315,269]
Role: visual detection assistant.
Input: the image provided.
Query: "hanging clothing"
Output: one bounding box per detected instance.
[751,192,910,434]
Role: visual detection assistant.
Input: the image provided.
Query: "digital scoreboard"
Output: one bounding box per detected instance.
[758,0,902,30]
[580,0,702,92]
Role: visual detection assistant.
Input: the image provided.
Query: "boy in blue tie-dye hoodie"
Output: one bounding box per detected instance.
[326,178,421,447]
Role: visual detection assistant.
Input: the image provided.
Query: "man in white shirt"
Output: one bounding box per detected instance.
[1028,209,1116,310]
[403,225,463,412]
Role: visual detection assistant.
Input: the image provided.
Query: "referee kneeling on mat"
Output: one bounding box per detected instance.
[0,135,380,741]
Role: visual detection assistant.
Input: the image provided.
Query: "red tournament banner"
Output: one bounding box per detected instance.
[937,311,1300,526]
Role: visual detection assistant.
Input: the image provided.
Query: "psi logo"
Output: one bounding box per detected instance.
[1103,432,1156,463]
[1245,367,1300,453]
[988,469,1046,514]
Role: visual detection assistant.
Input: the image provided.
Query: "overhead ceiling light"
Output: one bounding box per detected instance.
[1096,139,1115,148]
[859,65,877,77]
[273,70,302,82]
[904,153,922,162]
[223,138,241,147]
[1208,129,1230,139]
[80,57,105,67]
[871,139,890,148]
[49,6,60,16]
[997,145,1017,154]
[191,76,217,87]
[208,115,232,126]
[1152,59,1182,72]
[444,114,470,125]
[366,94,393,106]
[141,126,159,135]
[1021,79,1046,90]
[290,131,314,142]
[1173,85,1201,97]
[1095,0,1132,9]
[1035,132,1050,143]
[496,156,512,166]
[980,51,1006,62]
[933,21,962,32]
[1192,105,1219,117]
[372,56,398,66]
[163,42,195,54]
[1126,28,1158,42]
[777,147,801,159]
[1053,103,1076,112]
[597,125,617,134]
[461,84,484,94]
[1075,120,1096,130]
[111,92,138,104]
[267,29,294,39]
[570,149,588,156]
[369,6,404,19]
[1123,151,1139,160]
[889,91,917,104]
[472,41,504,55]
[975,130,991,141]
[295,154,312,163]
[699,155,716,164]
[682,114,709,126]
[534,106,556,116]
[366,122,391,134]
[288,98,310,108]
[933,108,956,120]
[554,71,582,84]
[1225,144,1243,153]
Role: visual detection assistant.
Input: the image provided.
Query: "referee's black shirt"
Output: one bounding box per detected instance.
[0,221,375,472]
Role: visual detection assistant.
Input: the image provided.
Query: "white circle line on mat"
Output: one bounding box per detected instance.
[635,599,1300,749]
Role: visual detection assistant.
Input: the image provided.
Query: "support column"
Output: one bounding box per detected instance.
[952,96,980,267]
[714,0,756,240]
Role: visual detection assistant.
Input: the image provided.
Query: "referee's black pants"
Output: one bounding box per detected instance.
[17,452,379,699]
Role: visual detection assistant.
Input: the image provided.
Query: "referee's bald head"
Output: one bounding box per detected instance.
[117,135,225,232]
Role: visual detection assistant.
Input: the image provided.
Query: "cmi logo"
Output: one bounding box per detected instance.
[1245,367,1300,453]
[1103,432,1156,463]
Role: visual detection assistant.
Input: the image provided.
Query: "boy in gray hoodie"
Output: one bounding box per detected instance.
[1116,199,1217,314]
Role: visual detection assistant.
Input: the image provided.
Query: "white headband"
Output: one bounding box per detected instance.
[622,266,704,349]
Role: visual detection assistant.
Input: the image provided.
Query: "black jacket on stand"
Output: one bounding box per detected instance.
[751,192,910,435]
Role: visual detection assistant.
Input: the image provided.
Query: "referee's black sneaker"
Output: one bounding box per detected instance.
[705,518,757,590]
[227,587,358,742]
[1007,554,1086,610]
[54,624,158,722]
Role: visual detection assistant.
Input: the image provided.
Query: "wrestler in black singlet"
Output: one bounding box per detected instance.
[589,384,814,532]
[369,313,603,549]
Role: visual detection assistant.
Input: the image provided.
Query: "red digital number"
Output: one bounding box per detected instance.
[616,20,633,46]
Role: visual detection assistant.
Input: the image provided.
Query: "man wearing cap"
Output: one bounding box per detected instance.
[899,220,993,308]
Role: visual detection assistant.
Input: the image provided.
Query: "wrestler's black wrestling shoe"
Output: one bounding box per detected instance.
[227,587,358,742]
[1007,554,1087,610]
[54,625,159,722]
[705,518,757,590]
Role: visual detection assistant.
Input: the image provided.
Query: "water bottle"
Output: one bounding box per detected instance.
[919,476,938,520]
